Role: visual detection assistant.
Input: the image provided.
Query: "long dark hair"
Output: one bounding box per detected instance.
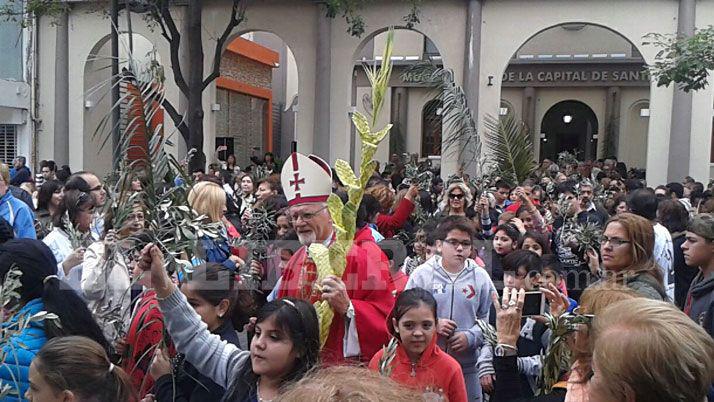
[184,262,256,330]
[223,297,320,402]
[0,239,111,354]
[34,336,135,401]
[51,189,94,231]
[387,288,437,341]
[37,180,63,212]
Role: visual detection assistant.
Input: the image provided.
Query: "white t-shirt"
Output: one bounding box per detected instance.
[653,223,673,299]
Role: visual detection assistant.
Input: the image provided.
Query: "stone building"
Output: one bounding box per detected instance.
[30,0,714,185]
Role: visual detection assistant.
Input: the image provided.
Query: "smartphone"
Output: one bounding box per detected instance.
[521,291,546,317]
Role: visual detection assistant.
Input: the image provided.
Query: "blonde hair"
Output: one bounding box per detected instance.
[592,298,714,402]
[276,366,422,402]
[570,282,640,382]
[188,181,226,223]
[0,163,8,184]
[439,181,473,213]
[604,213,663,284]
[366,184,395,213]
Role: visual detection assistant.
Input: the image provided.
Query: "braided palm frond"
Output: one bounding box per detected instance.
[309,28,394,348]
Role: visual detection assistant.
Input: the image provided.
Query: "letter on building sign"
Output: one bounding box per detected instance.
[592,71,601,81]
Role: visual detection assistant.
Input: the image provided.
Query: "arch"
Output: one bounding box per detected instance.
[83,32,162,177]
[495,21,650,81]
[349,27,446,165]
[216,31,300,168]
[422,99,443,157]
[540,100,599,161]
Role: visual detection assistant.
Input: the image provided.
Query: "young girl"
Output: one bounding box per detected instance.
[26,336,135,402]
[148,263,243,402]
[138,243,320,401]
[490,223,520,283]
[370,288,467,402]
[518,231,551,257]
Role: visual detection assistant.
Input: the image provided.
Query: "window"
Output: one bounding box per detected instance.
[422,100,442,157]
[0,124,16,164]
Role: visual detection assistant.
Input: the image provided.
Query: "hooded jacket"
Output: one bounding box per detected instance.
[369,334,468,402]
[405,255,495,371]
[0,191,35,239]
[0,299,47,402]
[685,271,714,337]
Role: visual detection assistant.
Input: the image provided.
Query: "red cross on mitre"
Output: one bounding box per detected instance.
[290,172,305,191]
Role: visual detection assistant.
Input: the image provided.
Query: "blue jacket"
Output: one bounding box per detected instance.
[0,298,48,402]
[0,192,36,239]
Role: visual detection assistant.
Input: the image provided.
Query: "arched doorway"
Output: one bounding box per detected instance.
[540,100,598,161]
[216,31,298,169]
[350,28,444,166]
[84,33,161,176]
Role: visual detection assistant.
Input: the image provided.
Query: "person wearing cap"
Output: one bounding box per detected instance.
[272,152,395,364]
[682,213,714,338]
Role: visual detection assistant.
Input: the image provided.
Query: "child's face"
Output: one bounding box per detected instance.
[425,244,437,259]
[493,230,516,255]
[541,268,559,289]
[250,315,298,378]
[393,303,436,360]
[506,266,540,291]
[521,237,543,256]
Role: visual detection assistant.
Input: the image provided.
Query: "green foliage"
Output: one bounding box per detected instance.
[401,63,483,173]
[377,336,399,376]
[539,313,594,395]
[646,26,714,92]
[0,0,68,27]
[483,114,537,185]
[323,0,422,37]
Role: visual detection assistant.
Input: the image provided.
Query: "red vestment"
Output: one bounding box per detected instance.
[277,227,395,364]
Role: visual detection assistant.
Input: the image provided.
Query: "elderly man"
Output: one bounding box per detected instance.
[270,152,394,364]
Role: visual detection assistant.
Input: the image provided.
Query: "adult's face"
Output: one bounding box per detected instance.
[41,167,54,180]
[82,174,106,208]
[579,185,593,206]
[288,203,332,246]
[615,201,628,215]
[255,182,275,202]
[13,158,21,169]
[600,222,633,272]
[682,231,714,267]
[0,173,7,197]
[448,188,465,212]
[241,176,254,194]
[50,187,63,209]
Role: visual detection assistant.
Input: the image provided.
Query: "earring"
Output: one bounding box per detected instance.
[218,313,224,318]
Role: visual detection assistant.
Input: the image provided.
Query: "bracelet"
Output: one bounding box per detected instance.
[497,343,517,351]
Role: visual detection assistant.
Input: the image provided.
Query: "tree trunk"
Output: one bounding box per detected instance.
[187,0,206,173]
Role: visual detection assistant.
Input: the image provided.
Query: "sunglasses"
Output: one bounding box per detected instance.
[449,193,464,200]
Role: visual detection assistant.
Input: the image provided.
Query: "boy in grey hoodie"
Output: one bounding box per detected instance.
[405,216,495,402]
[682,213,714,338]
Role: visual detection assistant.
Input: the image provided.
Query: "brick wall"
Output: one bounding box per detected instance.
[220,52,272,90]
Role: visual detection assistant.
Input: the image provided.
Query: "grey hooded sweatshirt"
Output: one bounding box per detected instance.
[405,255,495,371]
[686,270,714,337]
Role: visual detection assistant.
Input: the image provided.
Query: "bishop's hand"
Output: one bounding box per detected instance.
[320,275,350,316]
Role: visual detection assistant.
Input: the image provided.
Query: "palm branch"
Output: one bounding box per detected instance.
[483,113,537,184]
[401,63,483,173]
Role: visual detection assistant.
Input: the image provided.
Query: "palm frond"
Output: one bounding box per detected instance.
[483,113,537,184]
[401,63,483,173]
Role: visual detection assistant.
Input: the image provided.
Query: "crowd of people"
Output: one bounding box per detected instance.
[0,149,712,402]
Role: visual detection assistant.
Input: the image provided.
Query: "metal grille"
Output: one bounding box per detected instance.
[0,125,16,165]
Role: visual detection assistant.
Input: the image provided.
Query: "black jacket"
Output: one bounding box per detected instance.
[154,321,241,402]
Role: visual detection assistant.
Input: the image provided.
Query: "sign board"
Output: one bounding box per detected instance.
[501,61,650,88]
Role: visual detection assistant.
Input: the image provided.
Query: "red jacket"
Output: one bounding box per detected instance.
[377,198,415,238]
[277,226,395,364]
[369,335,467,402]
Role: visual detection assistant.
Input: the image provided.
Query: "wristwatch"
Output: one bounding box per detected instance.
[495,343,518,357]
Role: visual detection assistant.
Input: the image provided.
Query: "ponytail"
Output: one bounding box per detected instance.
[35,336,136,402]
[41,276,110,354]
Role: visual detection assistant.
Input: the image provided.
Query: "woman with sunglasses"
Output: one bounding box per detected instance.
[595,213,667,300]
[42,189,94,295]
[438,181,477,222]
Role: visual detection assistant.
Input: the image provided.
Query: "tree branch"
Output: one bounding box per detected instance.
[202,0,247,90]
[161,97,189,145]
[153,2,189,96]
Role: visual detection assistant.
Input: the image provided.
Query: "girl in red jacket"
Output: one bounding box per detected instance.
[369,288,468,402]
